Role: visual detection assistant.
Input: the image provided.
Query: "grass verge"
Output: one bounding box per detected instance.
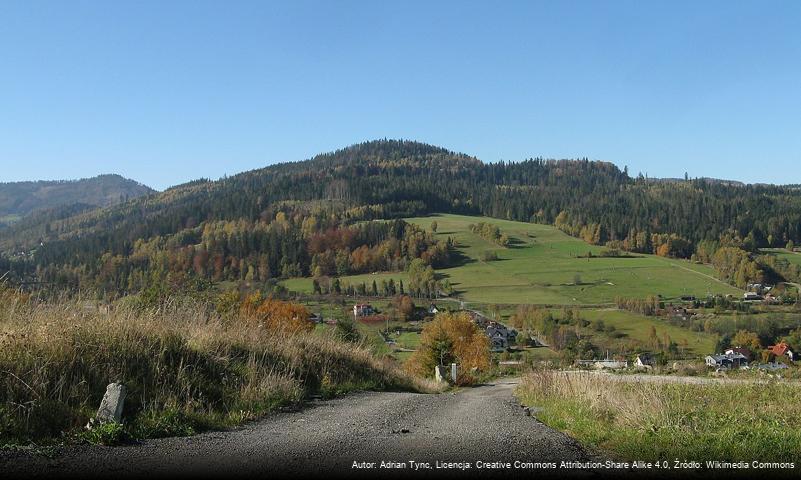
[0,296,436,446]
[516,370,801,462]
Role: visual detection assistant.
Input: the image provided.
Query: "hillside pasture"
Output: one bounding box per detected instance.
[763,248,801,267]
[286,214,741,305]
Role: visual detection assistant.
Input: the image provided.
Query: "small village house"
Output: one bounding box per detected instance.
[635,353,654,368]
[724,347,753,362]
[705,351,748,369]
[767,342,795,362]
[353,303,375,318]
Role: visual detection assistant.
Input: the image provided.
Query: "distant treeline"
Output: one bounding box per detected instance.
[2,139,801,292]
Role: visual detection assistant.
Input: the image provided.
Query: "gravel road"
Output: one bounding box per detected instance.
[2,378,600,479]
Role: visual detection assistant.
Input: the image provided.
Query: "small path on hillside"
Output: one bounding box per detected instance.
[658,258,739,290]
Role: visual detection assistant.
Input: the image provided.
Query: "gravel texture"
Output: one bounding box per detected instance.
[2,378,601,479]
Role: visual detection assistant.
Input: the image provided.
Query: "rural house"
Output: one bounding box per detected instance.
[705,352,748,369]
[724,347,753,362]
[463,310,517,350]
[353,303,375,318]
[486,322,517,344]
[768,342,795,362]
[635,353,654,368]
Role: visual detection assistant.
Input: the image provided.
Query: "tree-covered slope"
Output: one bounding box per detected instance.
[1,139,800,292]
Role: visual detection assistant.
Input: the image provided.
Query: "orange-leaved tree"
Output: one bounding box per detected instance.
[407,311,490,383]
[240,292,313,333]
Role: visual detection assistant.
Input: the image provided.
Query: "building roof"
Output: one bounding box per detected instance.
[707,352,747,362]
[725,347,753,359]
[769,342,791,357]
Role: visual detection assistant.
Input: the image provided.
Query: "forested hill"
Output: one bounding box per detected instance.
[1,139,800,292]
[0,174,155,227]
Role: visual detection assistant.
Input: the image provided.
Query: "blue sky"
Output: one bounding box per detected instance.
[1,1,800,190]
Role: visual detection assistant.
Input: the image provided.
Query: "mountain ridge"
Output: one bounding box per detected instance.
[1,139,800,293]
[0,174,155,228]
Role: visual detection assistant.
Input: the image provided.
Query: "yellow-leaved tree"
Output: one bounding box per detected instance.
[407,311,490,384]
[732,330,762,351]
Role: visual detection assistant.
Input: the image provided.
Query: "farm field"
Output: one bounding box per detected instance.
[284,214,742,305]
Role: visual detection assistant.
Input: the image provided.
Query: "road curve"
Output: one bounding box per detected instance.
[2,378,599,479]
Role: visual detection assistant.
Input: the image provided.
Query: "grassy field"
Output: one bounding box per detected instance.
[763,248,801,267]
[518,370,801,462]
[579,309,716,356]
[284,214,741,305]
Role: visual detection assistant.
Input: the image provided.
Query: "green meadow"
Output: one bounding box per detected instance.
[579,308,716,355]
[762,248,801,267]
[284,213,741,306]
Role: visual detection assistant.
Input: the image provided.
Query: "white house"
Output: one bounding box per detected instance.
[353,304,375,317]
[635,353,654,368]
[705,352,748,369]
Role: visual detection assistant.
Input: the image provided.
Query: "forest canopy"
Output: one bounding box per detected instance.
[2,139,801,293]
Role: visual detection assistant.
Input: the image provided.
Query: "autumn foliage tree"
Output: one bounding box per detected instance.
[407,312,490,383]
[392,294,415,321]
[240,293,313,333]
[711,247,765,288]
[732,330,762,351]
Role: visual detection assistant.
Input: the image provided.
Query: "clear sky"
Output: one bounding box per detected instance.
[1,1,800,190]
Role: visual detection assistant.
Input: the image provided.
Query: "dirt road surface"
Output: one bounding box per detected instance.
[1,378,602,479]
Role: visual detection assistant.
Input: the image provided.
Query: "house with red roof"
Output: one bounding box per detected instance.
[767,342,795,362]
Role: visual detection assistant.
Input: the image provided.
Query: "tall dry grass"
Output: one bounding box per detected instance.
[0,294,434,444]
[518,369,801,461]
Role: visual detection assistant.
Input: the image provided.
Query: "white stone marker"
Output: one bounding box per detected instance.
[434,365,448,382]
[92,382,127,426]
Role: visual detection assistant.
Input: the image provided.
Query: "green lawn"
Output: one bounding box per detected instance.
[762,248,801,267]
[284,213,742,305]
[579,308,716,356]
